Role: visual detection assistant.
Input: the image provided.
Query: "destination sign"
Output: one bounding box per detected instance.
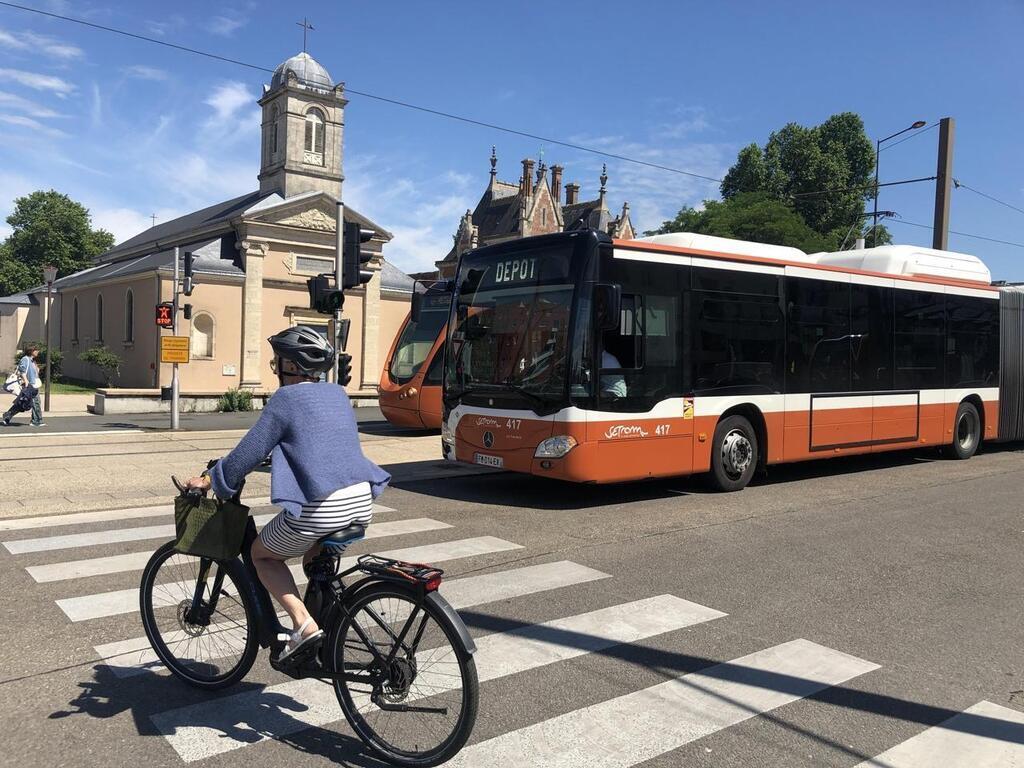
[494,258,537,284]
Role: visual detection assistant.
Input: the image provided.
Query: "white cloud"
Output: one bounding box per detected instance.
[200,81,258,145]
[204,81,251,121]
[145,16,186,37]
[208,15,247,36]
[123,65,170,82]
[0,90,63,118]
[0,68,75,97]
[0,28,83,60]
[90,82,101,127]
[0,114,65,137]
[91,206,182,244]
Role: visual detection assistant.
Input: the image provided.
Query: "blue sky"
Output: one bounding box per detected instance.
[0,0,1022,278]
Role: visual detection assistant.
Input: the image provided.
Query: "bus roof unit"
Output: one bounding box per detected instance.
[813,245,991,285]
[638,232,818,264]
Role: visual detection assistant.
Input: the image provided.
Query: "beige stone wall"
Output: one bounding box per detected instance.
[380,293,412,372]
[0,305,30,371]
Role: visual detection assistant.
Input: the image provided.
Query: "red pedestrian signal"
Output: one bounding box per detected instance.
[155,302,173,328]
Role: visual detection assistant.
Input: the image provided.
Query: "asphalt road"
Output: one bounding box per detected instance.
[1,444,1022,766]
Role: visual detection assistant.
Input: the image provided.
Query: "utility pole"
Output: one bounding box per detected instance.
[333,200,344,385]
[170,246,180,430]
[932,117,955,250]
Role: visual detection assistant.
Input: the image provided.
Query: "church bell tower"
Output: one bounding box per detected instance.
[258,51,347,199]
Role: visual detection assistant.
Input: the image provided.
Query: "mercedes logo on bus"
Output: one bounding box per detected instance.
[483,431,494,448]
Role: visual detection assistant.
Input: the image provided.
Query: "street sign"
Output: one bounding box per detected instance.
[155,302,173,328]
[160,335,190,364]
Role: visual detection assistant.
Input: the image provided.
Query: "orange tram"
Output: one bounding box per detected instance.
[436,229,1024,490]
[379,285,450,429]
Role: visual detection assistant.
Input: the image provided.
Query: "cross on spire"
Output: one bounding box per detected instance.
[296,17,314,52]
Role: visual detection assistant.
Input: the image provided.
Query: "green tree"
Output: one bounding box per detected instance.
[719,112,888,249]
[649,192,834,254]
[0,190,114,296]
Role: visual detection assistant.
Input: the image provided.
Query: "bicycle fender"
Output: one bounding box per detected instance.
[426,591,477,655]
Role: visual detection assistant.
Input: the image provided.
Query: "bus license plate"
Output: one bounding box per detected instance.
[474,453,503,468]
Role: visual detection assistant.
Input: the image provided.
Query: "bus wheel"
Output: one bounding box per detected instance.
[709,415,758,492]
[948,401,981,460]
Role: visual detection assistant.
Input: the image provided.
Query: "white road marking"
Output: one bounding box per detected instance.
[28,518,450,583]
[445,638,879,767]
[57,536,522,621]
[96,560,612,678]
[854,700,1024,767]
[152,594,725,761]
[0,500,395,532]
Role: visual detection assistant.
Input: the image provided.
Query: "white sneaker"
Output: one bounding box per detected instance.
[30,422,45,427]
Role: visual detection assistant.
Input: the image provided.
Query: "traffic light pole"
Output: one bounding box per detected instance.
[170,246,180,430]
[334,200,345,385]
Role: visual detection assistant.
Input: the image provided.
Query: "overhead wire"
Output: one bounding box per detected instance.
[878,121,939,152]
[953,179,1024,217]
[889,219,1024,250]
[0,1,725,183]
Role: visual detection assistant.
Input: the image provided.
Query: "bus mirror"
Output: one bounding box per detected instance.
[411,292,422,323]
[595,283,621,331]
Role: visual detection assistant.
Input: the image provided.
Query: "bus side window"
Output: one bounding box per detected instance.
[602,294,641,369]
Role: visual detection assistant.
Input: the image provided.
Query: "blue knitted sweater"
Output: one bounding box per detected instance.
[210,382,390,516]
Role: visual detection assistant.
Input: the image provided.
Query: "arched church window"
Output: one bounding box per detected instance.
[124,289,134,343]
[96,293,103,343]
[304,108,325,165]
[269,105,279,156]
[191,312,215,359]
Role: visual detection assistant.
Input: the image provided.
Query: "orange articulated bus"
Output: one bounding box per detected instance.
[379,285,451,429]
[440,229,1023,490]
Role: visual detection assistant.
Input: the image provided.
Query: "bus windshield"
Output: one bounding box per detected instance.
[445,244,579,408]
[389,292,450,383]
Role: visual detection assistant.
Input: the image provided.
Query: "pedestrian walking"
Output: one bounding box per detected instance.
[3,345,44,427]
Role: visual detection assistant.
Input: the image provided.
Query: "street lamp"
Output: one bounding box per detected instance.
[42,264,57,413]
[872,120,928,242]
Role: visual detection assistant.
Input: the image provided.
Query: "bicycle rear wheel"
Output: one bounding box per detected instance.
[328,583,478,767]
[139,541,258,689]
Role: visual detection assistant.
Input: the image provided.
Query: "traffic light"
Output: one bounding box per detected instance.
[343,221,374,290]
[307,273,344,315]
[338,353,353,387]
[182,251,195,296]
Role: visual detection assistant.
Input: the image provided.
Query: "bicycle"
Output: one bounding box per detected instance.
[139,475,479,767]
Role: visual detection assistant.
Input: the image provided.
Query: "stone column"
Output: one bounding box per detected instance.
[239,239,269,389]
[360,259,383,392]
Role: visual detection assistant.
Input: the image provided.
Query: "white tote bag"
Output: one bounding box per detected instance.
[4,373,22,397]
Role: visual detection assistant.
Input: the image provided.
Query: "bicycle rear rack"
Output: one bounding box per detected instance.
[351,555,444,591]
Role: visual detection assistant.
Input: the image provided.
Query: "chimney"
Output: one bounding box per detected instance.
[565,182,579,206]
[550,165,563,203]
[521,158,535,196]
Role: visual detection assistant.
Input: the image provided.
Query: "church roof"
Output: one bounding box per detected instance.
[562,199,611,232]
[270,52,333,92]
[380,260,415,294]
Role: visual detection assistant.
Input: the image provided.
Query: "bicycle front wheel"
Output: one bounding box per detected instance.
[139,541,258,689]
[329,583,478,767]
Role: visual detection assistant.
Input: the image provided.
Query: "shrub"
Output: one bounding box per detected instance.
[13,342,63,379]
[218,388,253,412]
[78,346,122,387]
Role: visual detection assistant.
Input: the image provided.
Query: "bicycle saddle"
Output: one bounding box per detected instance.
[318,524,366,548]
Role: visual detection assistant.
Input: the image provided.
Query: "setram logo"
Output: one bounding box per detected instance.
[475,417,502,427]
[604,424,649,439]
[483,431,494,448]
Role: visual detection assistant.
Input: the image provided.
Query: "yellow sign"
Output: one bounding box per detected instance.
[683,397,694,420]
[160,335,190,364]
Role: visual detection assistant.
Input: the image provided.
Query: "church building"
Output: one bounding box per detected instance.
[434,149,635,279]
[23,52,414,401]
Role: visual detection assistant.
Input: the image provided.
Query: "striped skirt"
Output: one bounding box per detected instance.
[258,481,373,558]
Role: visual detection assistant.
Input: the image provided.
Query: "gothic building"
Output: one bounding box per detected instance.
[435,148,635,278]
[12,52,414,401]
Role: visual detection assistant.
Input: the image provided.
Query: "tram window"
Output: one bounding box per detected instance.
[894,289,944,390]
[851,284,893,391]
[945,295,998,387]
[693,293,783,393]
[423,344,445,386]
[786,277,851,393]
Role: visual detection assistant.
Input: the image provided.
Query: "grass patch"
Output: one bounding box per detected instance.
[49,381,96,394]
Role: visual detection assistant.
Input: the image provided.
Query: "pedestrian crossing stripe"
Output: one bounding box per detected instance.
[0,500,395,532]
[56,536,523,621]
[25,517,448,583]
[443,639,879,768]
[152,594,727,762]
[95,560,613,678]
[853,700,1024,767]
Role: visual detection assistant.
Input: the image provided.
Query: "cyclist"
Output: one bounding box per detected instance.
[185,326,390,663]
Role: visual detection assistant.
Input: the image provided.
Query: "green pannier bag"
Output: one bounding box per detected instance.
[173,494,250,561]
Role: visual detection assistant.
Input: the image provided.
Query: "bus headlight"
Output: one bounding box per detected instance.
[441,419,455,447]
[534,435,577,458]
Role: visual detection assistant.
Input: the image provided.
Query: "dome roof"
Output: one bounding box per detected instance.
[270,52,333,92]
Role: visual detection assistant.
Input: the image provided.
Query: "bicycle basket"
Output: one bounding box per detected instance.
[173,494,249,561]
